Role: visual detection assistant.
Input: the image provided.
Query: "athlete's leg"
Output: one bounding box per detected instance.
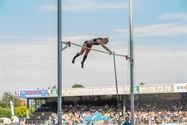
[72,43,86,64]
[81,46,92,68]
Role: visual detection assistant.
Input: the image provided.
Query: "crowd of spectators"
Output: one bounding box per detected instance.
[24,94,187,125]
[27,100,187,125]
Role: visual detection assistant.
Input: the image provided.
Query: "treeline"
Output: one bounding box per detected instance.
[0,92,33,118]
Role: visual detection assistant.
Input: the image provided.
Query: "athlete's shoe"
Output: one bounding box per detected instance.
[81,62,84,68]
[72,58,75,64]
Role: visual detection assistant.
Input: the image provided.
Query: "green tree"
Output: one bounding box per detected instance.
[0,92,22,108]
[15,106,27,118]
[72,83,85,88]
[0,119,3,124]
[15,106,35,118]
[0,107,11,118]
[14,97,22,107]
[0,92,13,108]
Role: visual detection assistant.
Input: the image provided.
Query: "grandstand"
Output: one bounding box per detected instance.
[15,83,187,124]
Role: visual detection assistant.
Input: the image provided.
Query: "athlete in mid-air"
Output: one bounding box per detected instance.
[72,37,112,68]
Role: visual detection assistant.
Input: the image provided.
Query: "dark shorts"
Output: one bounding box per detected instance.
[84,41,92,48]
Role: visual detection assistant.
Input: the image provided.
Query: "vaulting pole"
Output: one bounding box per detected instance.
[57,0,62,124]
[128,0,135,125]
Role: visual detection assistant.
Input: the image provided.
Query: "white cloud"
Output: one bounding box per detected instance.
[0,36,23,39]
[114,23,187,37]
[39,4,57,12]
[39,1,128,12]
[63,35,94,43]
[134,46,187,84]
[158,13,187,20]
[63,2,128,12]
[0,39,57,97]
[0,37,187,97]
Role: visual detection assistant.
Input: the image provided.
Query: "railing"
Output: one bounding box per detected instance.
[24,122,187,125]
[25,119,48,125]
[24,119,187,125]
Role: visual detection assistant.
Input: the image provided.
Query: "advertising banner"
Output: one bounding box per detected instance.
[134,86,139,94]
[139,85,172,94]
[174,83,187,92]
[20,90,47,98]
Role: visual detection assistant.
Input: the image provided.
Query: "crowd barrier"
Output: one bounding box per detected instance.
[23,120,187,125]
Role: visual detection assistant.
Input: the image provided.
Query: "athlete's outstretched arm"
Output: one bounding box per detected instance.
[98,40,112,55]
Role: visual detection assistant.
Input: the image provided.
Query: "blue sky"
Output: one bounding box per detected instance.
[0,0,57,38]
[0,0,186,44]
[0,0,187,97]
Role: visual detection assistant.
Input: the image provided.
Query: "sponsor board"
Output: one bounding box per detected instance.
[139,85,173,94]
[19,90,47,98]
[174,83,187,92]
